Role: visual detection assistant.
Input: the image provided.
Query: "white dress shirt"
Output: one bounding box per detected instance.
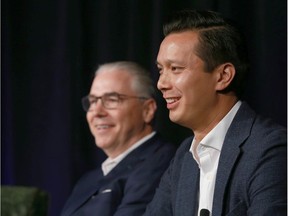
[101,131,156,176]
[190,101,241,215]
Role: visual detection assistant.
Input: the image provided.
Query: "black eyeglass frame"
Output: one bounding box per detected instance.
[81,92,148,111]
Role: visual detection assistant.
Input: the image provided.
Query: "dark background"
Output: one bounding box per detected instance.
[2,0,286,215]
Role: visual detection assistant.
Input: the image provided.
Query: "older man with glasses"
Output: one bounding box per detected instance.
[61,61,176,216]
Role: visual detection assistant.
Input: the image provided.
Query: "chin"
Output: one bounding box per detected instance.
[169,113,189,128]
[169,112,181,124]
[95,139,109,148]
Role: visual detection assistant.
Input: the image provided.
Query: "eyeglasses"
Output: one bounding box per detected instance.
[81,92,148,111]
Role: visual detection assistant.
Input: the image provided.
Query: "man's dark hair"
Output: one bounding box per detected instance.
[163,10,250,97]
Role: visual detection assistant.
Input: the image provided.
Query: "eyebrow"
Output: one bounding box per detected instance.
[104,92,119,96]
[155,59,185,66]
[89,92,119,97]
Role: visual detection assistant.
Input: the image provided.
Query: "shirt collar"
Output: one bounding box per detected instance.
[102,131,156,175]
[200,101,242,151]
[190,101,242,156]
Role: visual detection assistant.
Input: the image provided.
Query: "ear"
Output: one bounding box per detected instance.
[215,63,236,91]
[142,99,157,123]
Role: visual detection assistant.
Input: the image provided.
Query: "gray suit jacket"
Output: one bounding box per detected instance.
[144,102,287,216]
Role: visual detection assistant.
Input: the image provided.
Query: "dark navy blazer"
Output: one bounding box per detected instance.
[61,133,176,216]
[144,102,287,216]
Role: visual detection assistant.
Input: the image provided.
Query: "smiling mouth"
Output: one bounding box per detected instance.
[165,97,180,104]
[96,125,112,130]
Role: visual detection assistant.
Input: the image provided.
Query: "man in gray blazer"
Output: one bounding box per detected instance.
[61,61,176,216]
[144,10,287,216]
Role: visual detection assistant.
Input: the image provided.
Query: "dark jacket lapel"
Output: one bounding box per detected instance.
[212,102,255,215]
[62,169,105,216]
[107,133,163,176]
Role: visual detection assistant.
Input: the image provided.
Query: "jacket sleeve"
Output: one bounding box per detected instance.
[246,127,287,215]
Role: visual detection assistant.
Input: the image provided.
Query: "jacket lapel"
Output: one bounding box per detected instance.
[63,169,105,216]
[175,151,200,216]
[107,134,158,175]
[212,102,255,215]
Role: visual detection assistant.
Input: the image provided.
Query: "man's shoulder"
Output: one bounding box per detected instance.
[226,101,286,151]
[235,102,286,138]
[170,136,194,164]
[144,132,177,152]
[177,136,194,152]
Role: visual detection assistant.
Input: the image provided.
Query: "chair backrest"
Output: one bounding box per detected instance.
[1,186,49,216]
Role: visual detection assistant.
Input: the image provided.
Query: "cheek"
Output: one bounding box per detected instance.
[175,76,186,86]
[119,106,143,127]
[174,73,193,92]
[86,113,92,124]
[86,113,95,134]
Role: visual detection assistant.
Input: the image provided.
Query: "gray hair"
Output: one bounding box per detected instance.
[95,61,156,98]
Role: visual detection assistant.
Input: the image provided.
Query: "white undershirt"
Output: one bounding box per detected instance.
[101,131,156,176]
[190,101,241,215]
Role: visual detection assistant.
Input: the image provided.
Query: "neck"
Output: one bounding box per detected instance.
[193,97,238,141]
[105,126,153,158]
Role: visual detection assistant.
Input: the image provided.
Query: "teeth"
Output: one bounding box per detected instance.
[166,98,179,104]
[97,125,110,129]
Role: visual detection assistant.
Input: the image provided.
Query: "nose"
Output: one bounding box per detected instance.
[157,71,171,92]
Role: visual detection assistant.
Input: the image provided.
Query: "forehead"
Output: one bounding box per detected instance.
[90,70,134,95]
[157,31,199,62]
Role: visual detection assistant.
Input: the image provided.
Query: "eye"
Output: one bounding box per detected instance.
[156,65,163,74]
[106,95,120,102]
[171,66,183,73]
